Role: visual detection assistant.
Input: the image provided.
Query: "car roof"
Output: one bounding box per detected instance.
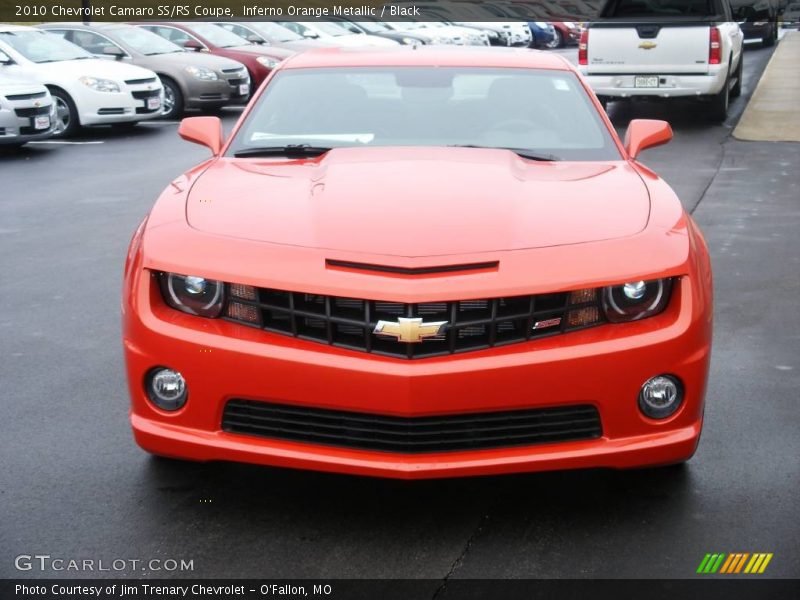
[0,24,40,33]
[281,46,572,71]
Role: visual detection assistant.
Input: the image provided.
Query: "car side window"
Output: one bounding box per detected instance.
[147,26,194,47]
[221,23,249,38]
[281,22,306,35]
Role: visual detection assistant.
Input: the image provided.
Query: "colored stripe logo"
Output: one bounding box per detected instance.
[697,553,773,574]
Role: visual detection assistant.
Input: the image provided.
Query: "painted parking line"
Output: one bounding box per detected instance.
[28,140,104,145]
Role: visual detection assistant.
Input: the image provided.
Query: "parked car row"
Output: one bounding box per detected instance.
[0,19,580,146]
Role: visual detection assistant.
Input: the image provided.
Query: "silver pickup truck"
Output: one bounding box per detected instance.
[579,0,745,120]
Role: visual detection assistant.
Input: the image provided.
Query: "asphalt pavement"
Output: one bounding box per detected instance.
[1,41,798,585]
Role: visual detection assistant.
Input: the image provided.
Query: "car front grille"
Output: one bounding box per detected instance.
[125,77,158,85]
[97,108,126,115]
[223,286,603,359]
[222,67,246,74]
[226,77,247,87]
[5,91,47,101]
[222,400,602,453]
[14,106,50,118]
[131,90,160,100]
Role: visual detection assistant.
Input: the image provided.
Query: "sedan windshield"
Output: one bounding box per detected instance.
[228,67,620,161]
[187,23,250,48]
[112,26,183,55]
[251,22,303,42]
[0,30,92,63]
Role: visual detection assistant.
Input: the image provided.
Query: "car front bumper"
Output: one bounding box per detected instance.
[77,84,164,126]
[183,73,250,109]
[582,69,727,98]
[124,271,711,479]
[0,101,56,144]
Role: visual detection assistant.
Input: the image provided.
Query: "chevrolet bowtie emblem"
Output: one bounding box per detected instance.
[639,41,657,50]
[373,317,448,343]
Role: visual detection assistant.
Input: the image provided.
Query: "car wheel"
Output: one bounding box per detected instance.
[159,76,184,120]
[49,89,79,138]
[763,24,776,46]
[545,29,563,49]
[731,55,743,98]
[708,69,730,122]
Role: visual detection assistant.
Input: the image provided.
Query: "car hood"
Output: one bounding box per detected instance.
[139,51,243,72]
[185,147,649,258]
[27,58,156,81]
[226,45,294,60]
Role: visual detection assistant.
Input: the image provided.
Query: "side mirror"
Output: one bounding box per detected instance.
[247,34,267,45]
[624,119,672,159]
[102,45,125,59]
[178,116,223,156]
[183,39,204,51]
[0,50,13,65]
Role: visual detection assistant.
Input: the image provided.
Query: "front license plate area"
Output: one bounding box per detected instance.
[34,115,50,130]
[239,84,249,96]
[147,97,161,110]
[635,76,660,88]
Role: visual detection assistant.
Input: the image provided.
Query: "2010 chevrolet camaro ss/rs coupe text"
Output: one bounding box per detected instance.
[122,47,713,479]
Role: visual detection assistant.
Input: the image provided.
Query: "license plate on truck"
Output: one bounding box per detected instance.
[635,76,660,88]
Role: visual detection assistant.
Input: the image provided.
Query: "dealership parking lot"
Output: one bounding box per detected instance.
[1,39,798,584]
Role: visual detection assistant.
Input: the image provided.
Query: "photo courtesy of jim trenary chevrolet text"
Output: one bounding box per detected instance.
[0,0,798,598]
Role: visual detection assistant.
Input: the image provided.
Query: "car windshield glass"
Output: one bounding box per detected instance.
[0,30,92,63]
[188,23,250,48]
[354,21,389,33]
[252,22,303,42]
[314,22,353,36]
[228,67,620,161]
[112,26,183,55]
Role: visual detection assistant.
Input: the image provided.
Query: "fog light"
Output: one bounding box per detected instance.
[146,368,187,411]
[639,374,683,419]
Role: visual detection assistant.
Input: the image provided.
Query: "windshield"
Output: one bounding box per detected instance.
[314,22,353,36]
[355,21,390,33]
[111,26,183,55]
[228,67,620,161]
[188,23,251,48]
[0,30,92,63]
[251,22,303,42]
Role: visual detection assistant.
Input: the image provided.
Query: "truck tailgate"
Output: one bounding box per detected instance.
[587,24,711,74]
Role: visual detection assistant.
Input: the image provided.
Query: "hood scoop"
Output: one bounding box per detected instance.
[325,259,499,276]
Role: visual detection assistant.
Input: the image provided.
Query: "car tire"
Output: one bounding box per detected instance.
[545,29,563,49]
[731,54,743,98]
[763,23,776,46]
[159,76,184,120]
[49,88,79,138]
[708,69,730,122]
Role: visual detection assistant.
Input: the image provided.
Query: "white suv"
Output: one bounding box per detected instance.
[0,25,164,137]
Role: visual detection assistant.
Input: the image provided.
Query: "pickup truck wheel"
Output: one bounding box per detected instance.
[731,55,743,98]
[708,70,730,121]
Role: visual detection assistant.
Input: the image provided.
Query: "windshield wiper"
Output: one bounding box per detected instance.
[451,145,560,161]
[234,144,334,158]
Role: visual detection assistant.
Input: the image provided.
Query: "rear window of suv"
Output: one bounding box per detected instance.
[601,0,718,17]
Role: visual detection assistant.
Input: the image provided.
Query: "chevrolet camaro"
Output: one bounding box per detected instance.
[122,47,713,479]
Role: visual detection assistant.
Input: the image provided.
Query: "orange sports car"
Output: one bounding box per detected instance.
[122,47,713,479]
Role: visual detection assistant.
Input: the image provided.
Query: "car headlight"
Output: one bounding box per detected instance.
[158,272,225,318]
[79,76,120,93]
[184,66,218,81]
[256,56,279,68]
[602,278,673,323]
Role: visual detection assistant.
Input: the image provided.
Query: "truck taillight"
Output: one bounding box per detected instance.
[709,27,721,65]
[578,29,588,65]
